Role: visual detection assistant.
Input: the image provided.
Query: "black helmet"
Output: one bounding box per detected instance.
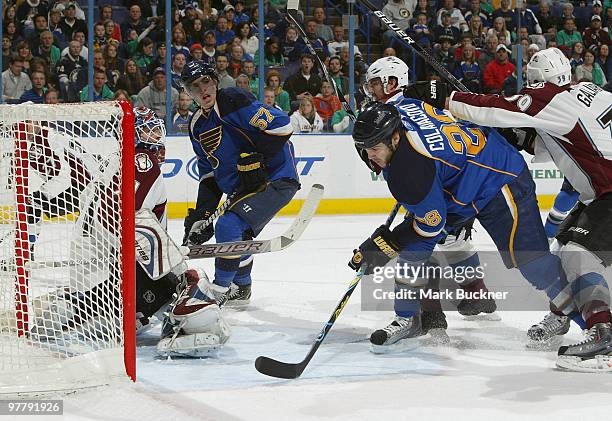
[180,60,218,88]
[352,102,402,150]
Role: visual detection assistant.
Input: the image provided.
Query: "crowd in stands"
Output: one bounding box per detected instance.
[1,0,611,135]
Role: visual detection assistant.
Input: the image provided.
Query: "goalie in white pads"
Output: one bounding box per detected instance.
[446,47,612,372]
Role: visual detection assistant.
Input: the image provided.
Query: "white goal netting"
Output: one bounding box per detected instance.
[0,102,135,394]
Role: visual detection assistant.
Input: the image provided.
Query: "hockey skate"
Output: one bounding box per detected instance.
[370,315,425,354]
[421,310,450,345]
[218,283,252,308]
[556,323,612,372]
[157,269,231,358]
[526,312,570,349]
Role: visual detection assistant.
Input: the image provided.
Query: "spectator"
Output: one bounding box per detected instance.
[33,31,60,69]
[20,70,46,103]
[2,56,31,101]
[46,9,65,48]
[596,44,611,81]
[54,0,86,20]
[435,11,461,45]
[242,60,259,96]
[464,0,490,28]
[284,53,323,104]
[173,91,194,134]
[487,17,512,47]
[100,4,122,41]
[535,1,557,38]
[557,18,583,50]
[190,43,204,61]
[5,21,24,48]
[92,50,115,88]
[454,44,481,92]
[201,31,217,66]
[492,0,515,33]
[262,86,280,109]
[15,41,33,72]
[182,5,200,37]
[517,2,542,36]
[61,31,88,60]
[569,41,585,70]
[132,37,154,71]
[478,34,499,70]
[2,37,12,71]
[454,33,480,60]
[583,16,610,51]
[228,44,247,78]
[55,40,86,99]
[382,0,417,47]
[26,14,49,52]
[432,36,457,76]
[120,4,147,40]
[328,55,349,96]
[103,42,124,74]
[483,44,515,93]
[265,69,290,112]
[527,43,540,61]
[215,55,236,89]
[17,1,49,37]
[235,73,251,92]
[328,25,351,57]
[44,87,60,104]
[436,0,468,32]
[116,58,146,98]
[171,26,191,59]
[304,19,330,60]
[331,109,353,133]
[313,7,334,42]
[113,89,130,102]
[282,26,306,63]
[214,16,235,53]
[502,62,526,97]
[60,2,87,41]
[233,0,250,25]
[382,48,396,57]
[135,67,179,119]
[147,42,167,78]
[411,13,434,48]
[574,49,607,86]
[468,15,487,48]
[170,52,187,90]
[236,22,258,57]
[411,0,436,27]
[290,96,324,133]
[313,80,341,129]
[255,36,285,67]
[340,47,368,89]
[92,22,108,51]
[592,1,604,20]
[557,4,578,32]
[80,67,114,101]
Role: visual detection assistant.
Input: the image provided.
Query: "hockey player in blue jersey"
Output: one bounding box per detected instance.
[179,60,299,308]
[348,100,582,351]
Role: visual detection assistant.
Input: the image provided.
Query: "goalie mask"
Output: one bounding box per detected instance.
[134,106,166,164]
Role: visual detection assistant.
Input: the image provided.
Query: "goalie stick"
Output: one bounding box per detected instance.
[254,202,402,379]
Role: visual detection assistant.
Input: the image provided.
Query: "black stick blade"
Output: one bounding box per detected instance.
[255,356,306,379]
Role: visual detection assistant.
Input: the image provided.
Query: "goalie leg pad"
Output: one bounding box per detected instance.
[556,194,612,266]
[136,264,179,320]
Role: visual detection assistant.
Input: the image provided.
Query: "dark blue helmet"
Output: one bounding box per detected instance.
[180,60,218,88]
[352,102,402,150]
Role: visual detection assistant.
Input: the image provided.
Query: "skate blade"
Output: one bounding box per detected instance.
[525,336,564,351]
[556,355,612,373]
[424,328,451,345]
[462,312,501,322]
[369,336,422,354]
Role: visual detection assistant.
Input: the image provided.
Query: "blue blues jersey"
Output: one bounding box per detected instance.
[188,87,298,194]
[384,96,526,238]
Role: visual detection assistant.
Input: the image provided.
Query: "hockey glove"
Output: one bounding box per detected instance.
[403,80,450,110]
[497,127,537,154]
[183,207,214,245]
[236,152,268,195]
[349,225,401,274]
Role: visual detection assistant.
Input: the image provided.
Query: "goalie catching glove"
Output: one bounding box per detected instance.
[349,225,402,274]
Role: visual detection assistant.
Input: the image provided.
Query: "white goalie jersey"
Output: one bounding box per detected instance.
[448,82,612,203]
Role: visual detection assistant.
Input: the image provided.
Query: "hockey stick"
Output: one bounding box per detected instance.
[356,0,469,93]
[286,0,357,120]
[186,183,324,259]
[254,202,402,379]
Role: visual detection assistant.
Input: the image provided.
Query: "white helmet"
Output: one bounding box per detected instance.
[364,56,410,97]
[526,47,571,86]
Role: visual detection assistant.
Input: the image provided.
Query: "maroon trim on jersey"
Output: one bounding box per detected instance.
[135,148,161,211]
[152,201,166,222]
[517,83,568,116]
[560,122,612,198]
[452,92,520,113]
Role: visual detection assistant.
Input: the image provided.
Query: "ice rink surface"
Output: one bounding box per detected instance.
[52,213,612,421]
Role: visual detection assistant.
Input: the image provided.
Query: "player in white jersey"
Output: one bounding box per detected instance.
[359,57,499,347]
[444,47,612,372]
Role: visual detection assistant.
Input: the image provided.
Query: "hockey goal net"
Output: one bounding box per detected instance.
[0,101,135,394]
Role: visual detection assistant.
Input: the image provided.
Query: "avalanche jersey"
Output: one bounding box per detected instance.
[383,96,526,238]
[188,87,298,194]
[135,148,167,227]
[449,82,612,202]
